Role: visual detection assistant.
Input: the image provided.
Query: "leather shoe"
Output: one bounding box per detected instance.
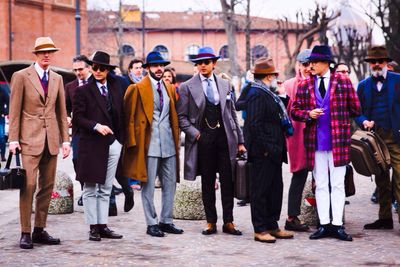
[309,225,330,240]
[159,223,184,234]
[254,232,276,243]
[124,188,134,212]
[202,223,217,235]
[77,196,83,206]
[109,202,117,217]
[32,230,60,245]
[364,219,393,230]
[147,225,165,237]
[285,217,309,232]
[89,229,101,241]
[222,222,242,235]
[112,185,123,195]
[99,227,123,239]
[267,228,294,239]
[331,226,352,241]
[20,233,33,249]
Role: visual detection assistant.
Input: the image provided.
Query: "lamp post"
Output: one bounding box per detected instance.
[75,0,81,55]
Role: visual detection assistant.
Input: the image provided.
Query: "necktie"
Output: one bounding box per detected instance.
[100,85,108,97]
[41,71,48,87]
[319,77,326,98]
[82,79,87,85]
[206,78,215,104]
[157,82,163,111]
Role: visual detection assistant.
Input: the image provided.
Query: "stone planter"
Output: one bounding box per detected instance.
[48,170,74,214]
[173,180,206,220]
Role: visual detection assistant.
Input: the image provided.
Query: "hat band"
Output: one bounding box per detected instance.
[254,66,277,74]
[34,44,57,51]
[310,53,331,60]
[196,53,217,59]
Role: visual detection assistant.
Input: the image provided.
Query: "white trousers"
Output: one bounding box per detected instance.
[313,151,346,226]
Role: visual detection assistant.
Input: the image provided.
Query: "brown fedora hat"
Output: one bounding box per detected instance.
[32,37,60,53]
[251,57,279,75]
[365,46,392,62]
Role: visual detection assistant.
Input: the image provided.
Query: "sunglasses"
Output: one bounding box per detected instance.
[301,62,310,67]
[369,59,385,64]
[196,60,212,66]
[92,65,107,72]
[73,68,84,72]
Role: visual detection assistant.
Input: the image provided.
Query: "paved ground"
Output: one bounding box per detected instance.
[0,149,400,267]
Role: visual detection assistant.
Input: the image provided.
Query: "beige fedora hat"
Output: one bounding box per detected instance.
[32,37,60,53]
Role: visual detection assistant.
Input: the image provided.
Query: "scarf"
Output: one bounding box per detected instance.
[252,79,294,136]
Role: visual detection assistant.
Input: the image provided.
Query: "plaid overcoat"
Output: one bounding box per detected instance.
[291,72,361,170]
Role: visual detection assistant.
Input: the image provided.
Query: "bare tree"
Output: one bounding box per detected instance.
[244,0,251,71]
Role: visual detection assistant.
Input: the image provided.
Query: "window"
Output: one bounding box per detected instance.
[153,45,169,59]
[219,45,229,60]
[251,45,268,63]
[185,44,200,61]
[120,44,135,56]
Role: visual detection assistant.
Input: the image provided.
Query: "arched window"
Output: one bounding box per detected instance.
[185,44,200,61]
[120,44,135,56]
[153,45,169,59]
[219,45,229,60]
[251,45,268,63]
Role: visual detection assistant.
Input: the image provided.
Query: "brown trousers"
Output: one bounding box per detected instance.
[375,128,400,222]
[19,145,57,233]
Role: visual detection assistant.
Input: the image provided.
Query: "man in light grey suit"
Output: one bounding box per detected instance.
[123,51,183,237]
[177,47,246,235]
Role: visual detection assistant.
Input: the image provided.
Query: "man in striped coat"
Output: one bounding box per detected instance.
[291,45,361,241]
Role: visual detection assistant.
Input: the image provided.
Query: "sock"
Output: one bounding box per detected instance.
[33,227,43,233]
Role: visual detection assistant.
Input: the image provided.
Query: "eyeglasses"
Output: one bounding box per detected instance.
[73,68,84,72]
[338,70,350,74]
[369,59,385,64]
[301,62,310,67]
[92,65,107,72]
[196,60,212,66]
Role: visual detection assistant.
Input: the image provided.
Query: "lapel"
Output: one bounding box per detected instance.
[109,78,121,119]
[328,73,338,106]
[188,74,205,112]
[365,77,373,114]
[386,72,394,112]
[308,76,317,109]
[215,74,227,113]
[45,70,57,105]
[26,65,45,102]
[138,76,154,124]
[159,81,170,120]
[89,81,110,119]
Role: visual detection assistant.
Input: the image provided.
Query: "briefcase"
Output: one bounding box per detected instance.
[344,165,355,197]
[234,154,250,200]
[0,149,26,190]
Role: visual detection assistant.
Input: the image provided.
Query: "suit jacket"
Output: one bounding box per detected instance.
[121,75,180,182]
[72,76,125,184]
[65,78,80,136]
[9,64,69,156]
[291,72,361,170]
[354,71,400,143]
[177,73,244,181]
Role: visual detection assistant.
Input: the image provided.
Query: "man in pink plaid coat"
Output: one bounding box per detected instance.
[291,45,361,241]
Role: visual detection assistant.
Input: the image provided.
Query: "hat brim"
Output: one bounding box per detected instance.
[307,56,335,63]
[364,57,392,63]
[86,59,117,69]
[251,68,279,75]
[191,56,220,63]
[32,48,60,53]
[142,60,170,68]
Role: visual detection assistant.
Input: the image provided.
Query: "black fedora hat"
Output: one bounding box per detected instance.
[142,51,170,68]
[307,45,335,63]
[86,51,116,68]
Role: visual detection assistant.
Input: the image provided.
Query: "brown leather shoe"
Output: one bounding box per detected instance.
[267,228,294,239]
[202,223,217,235]
[222,222,242,235]
[254,232,276,243]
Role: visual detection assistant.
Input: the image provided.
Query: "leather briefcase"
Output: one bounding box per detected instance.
[234,153,250,200]
[0,149,26,190]
[344,165,355,197]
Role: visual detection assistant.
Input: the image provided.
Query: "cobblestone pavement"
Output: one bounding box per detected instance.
[0,150,400,267]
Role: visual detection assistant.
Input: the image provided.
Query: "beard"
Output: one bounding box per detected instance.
[371,66,386,77]
[149,69,163,81]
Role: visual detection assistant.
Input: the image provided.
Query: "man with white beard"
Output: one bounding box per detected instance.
[355,46,400,230]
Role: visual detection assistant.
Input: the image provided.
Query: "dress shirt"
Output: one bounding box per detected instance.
[373,69,387,92]
[317,69,331,92]
[34,62,49,80]
[200,73,220,105]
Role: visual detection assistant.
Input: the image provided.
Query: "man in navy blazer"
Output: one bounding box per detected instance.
[355,46,400,230]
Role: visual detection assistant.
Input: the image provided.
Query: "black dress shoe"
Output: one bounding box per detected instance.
[285,217,310,232]
[159,223,184,234]
[124,188,134,212]
[32,230,60,245]
[113,185,123,195]
[147,225,165,237]
[77,196,83,206]
[364,219,393,230]
[99,227,123,239]
[20,233,33,249]
[237,200,248,207]
[331,226,353,241]
[89,229,101,241]
[309,225,331,240]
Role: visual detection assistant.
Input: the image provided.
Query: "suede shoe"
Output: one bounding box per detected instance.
[32,230,60,245]
[309,225,331,240]
[267,228,294,239]
[20,233,33,249]
[285,217,309,232]
[89,229,101,241]
[159,223,184,234]
[364,219,393,230]
[147,225,165,237]
[99,227,123,239]
[222,222,242,235]
[254,232,276,243]
[202,223,217,235]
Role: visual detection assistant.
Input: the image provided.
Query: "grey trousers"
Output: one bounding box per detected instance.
[142,155,176,226]
[83,140,122,225]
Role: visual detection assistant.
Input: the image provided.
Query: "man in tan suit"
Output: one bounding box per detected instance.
[9,37,70,249]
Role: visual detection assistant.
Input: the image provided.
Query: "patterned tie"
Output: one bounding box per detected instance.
[100,85,108,97]
[41,71,48,87]
[206,78,215,104]
[157,81,163,111]
[319,77,326,98]
[82,79,87,85]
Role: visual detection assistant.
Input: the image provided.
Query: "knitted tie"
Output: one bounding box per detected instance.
[100,85,108,97]
[206,78,215,104]
[319,77,326,98]
[157,81,163,111]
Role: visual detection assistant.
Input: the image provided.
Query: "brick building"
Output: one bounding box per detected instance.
[0,0,88,68]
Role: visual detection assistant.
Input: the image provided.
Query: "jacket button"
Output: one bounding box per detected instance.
[43,125,46,128]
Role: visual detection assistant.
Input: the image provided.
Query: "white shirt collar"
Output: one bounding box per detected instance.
[96,80,107,90]
[199,73,214,82]
[318,69,331,80]
[34,62,49,78]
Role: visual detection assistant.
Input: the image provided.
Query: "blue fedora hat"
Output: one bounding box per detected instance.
[307,45,334,63]
[143,51,170,68]
[191,46,220,62]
